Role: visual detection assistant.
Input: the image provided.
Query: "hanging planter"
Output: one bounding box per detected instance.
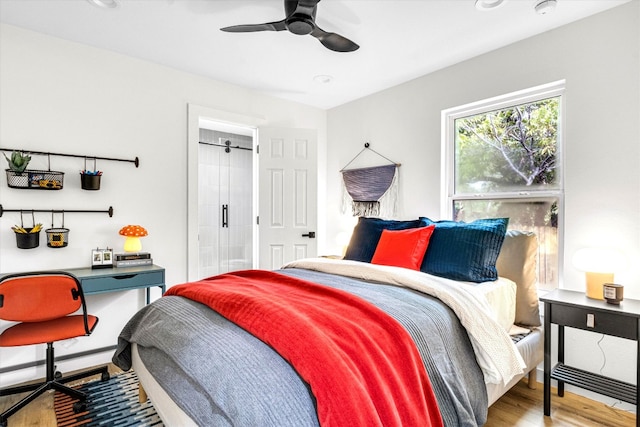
[4,152,64,190]
[45,211,69,248]
[80,158,102,190]
[12,211,42,249]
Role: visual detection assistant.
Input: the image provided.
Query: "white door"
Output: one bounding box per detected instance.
[259,128,317,270]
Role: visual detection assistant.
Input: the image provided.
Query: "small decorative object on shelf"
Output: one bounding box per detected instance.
[603,283,624,305]
[12,211,42,249]
[114,252,153,268]
[80,158,102,190]
[91,247,114,269]
[45,212,69,248]
[118,224,148,252]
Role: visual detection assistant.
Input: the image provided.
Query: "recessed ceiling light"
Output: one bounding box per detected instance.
[313,75,333,84]
[475,0,506,11]
[534,0,557,15]
[87,0,119,9]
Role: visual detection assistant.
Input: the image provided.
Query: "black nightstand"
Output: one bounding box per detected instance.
[541,289,640,426]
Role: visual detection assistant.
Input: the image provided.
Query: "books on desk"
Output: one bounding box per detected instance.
[114,252,152,267]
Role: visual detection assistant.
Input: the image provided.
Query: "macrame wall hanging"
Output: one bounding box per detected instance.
[340,143,401,218]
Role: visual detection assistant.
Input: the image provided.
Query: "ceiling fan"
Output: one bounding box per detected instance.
[220,0,359,53]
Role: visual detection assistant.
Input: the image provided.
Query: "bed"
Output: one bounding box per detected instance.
[113,217,543,427]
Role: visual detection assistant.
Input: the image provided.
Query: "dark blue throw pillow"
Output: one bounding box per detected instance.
[419,217,509,282]
[344,217,428,263]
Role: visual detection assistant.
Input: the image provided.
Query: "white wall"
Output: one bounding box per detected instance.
[326,2,640,408]
[0,23,326,385]
[1,1,639,409]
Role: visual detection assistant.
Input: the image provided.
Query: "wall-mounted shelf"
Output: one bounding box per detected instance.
[0,205,114,218]
[0,147,139,168]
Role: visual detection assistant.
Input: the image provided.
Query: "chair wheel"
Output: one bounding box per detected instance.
[1,419,7,427]
[73,401,87,413]
[54,371,62,380]
[101,371,110,382]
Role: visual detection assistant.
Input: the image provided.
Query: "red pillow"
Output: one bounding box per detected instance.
[371,225,435,270]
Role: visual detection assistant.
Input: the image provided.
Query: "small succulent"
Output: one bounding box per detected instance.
[3,151,31,173]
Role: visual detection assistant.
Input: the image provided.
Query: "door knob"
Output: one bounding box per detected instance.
[302,231,316,238]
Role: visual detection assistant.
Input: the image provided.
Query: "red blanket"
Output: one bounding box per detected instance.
[166,270,443,427]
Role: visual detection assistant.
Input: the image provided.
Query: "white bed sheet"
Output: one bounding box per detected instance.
[470,277,516,332]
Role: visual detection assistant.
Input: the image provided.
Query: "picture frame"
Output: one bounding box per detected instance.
[103,249,112,264]
[91,248,114,269]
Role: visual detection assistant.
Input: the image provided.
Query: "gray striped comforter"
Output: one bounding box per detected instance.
[113,268,487,426]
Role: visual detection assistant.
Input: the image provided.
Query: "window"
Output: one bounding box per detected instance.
[443,81,564,289]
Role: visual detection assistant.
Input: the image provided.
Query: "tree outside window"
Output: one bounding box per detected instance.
[444,82,564,289]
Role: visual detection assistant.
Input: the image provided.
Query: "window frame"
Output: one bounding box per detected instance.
[441,80,565,289]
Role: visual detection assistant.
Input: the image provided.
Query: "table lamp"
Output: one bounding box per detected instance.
[572,247,625,300]
[119,225,148,253]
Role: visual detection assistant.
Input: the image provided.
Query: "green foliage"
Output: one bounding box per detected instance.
[455,97,559,192]
[3,151,31,173]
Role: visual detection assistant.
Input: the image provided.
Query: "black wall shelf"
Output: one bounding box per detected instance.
[0,147,139,168]
[0,205,114,218]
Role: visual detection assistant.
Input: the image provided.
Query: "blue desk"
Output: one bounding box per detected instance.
[66,264,165,304]
[0,264,165,302]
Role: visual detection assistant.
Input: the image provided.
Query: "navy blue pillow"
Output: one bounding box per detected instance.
[344,217,428,263]
[419,217,509,282]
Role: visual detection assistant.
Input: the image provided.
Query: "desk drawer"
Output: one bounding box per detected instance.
[82,271,164,294]
[550,304,637,340]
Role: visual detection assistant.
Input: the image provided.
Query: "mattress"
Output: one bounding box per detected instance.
[132,344,197,426]
[487,328,543,405]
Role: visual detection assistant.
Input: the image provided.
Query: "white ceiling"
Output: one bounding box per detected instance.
[0,0,630,109]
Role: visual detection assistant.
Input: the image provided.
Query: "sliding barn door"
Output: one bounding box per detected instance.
[258,128,317,270]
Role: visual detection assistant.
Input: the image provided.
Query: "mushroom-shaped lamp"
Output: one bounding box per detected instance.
[119,225,148,253]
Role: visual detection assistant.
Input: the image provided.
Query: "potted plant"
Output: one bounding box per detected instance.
[4,151,33,188]
[4,151,31,173]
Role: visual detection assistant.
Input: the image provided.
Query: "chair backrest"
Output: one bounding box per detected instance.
[0,272,86,323]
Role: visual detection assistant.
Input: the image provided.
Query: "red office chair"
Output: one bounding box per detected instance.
[0,271,110,427]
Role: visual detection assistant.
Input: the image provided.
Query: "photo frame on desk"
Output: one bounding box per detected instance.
[91,248,113,269]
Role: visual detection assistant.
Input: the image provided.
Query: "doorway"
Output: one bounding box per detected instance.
[198,122,254,278]
[187,104,261,281]
[187,104,318,281]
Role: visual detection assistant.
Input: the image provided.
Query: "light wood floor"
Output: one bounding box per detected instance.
[0,366,636,426]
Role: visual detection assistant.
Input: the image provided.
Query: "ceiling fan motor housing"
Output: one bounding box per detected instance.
[287,15,315,35]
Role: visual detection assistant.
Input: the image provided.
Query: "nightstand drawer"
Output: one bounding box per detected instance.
[82,271,164,294]
[550,305,637,340]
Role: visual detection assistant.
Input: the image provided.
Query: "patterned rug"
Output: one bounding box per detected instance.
[54,370,164,426]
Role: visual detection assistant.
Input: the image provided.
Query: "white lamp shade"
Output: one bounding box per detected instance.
[572,247,626,273]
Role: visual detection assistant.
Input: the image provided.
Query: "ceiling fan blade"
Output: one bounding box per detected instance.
[311,27,359,52]
[221,20,287,33]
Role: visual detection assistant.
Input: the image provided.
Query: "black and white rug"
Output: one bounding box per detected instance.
[54,370,163,427]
